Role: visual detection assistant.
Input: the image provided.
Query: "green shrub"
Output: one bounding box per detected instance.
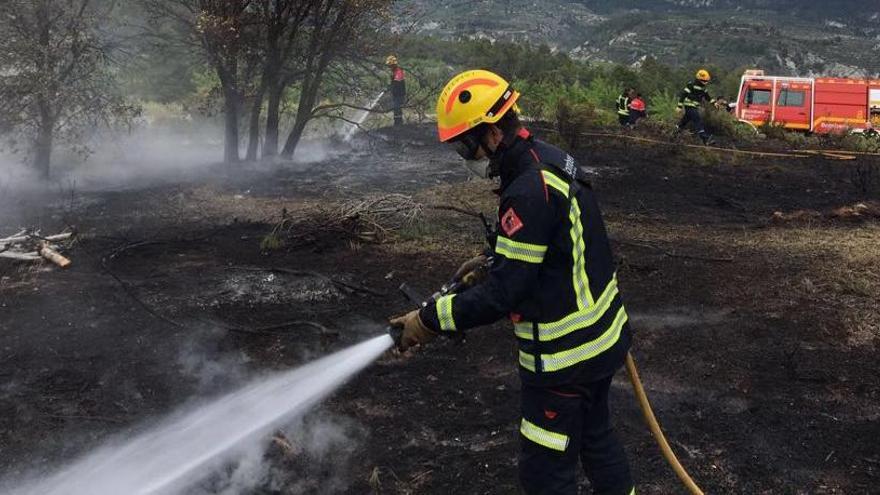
[555,99,598,150]
[779,130,820,149]
[647,90,679,123]
[758,121,788,140]
[839,133,880,153]
[705,108,759,142]
[583,76,620,111]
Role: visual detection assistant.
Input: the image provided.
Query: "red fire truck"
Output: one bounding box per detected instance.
[735,70,880,133]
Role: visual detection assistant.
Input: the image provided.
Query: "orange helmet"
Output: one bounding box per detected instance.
[436,70,520,143]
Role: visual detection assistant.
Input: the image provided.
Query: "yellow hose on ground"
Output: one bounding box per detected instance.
[625,352,705,495]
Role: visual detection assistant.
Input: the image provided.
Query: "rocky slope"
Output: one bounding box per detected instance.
[398,0,880,76]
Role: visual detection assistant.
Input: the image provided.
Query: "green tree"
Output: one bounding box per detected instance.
[0,0,138,179]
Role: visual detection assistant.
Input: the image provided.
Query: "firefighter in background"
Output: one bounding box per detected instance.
[677,69,715,144]
[390,69,636,495]
[616,88,636,126]
[386,55,406,126]
[628,94,647,125]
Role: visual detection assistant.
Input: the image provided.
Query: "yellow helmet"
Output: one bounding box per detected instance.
[696,69,712,82]
[436,69,520,142]
[385,55,398,66]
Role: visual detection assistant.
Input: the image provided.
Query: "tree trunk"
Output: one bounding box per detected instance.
[34,97,54,180]
[245,85,266,161]
[223,86,241,164]
[280,111,309,160]
[33,121,53,180]
[263,83,284,158]
[281,74,322,159]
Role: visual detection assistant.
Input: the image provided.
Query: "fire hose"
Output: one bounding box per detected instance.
[390,271,705,494]
[625,352,704,495]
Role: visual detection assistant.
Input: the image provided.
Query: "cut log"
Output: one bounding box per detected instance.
[39,242,71,268]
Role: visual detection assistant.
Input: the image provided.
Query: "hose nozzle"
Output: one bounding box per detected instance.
[387,325,403,348]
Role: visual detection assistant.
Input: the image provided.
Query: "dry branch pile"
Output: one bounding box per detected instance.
[0,230,74,267]
[263,194,423,250]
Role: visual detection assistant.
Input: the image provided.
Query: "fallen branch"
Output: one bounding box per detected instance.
[0,230,75,268]
[264,194,424,249]
[0,232,73,247]
[101,257,185,329]
[0,251,41,261]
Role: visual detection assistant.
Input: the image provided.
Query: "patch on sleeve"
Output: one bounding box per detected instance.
[501,207,524,237]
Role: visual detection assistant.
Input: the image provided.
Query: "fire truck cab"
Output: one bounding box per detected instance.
[735,69,880,133]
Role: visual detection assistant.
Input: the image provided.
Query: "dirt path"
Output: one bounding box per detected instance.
[1,125,878,493]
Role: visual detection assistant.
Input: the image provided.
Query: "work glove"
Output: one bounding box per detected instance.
[453,254,489,286]
[389,310,437,351]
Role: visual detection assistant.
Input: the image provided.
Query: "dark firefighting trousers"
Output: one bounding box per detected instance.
[392,92,404,126]
[519,376,633,495]
[678,107,709,142]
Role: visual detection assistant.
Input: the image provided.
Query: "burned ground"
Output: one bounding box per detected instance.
[1,124,878,494]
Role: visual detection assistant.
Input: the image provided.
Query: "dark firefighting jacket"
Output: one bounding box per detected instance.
[390,67,406,99]
[678,80,712,108]
[419,128,632,387]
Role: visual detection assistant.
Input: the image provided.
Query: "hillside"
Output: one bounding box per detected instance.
[397,0,880,76]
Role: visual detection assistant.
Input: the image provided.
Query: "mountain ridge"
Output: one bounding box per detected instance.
[397,1,880,77]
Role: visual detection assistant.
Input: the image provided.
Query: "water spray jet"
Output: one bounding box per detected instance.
[3,335,393,495]
[343,91,386,142]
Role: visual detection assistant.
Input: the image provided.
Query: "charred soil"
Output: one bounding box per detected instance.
[1,124,878,494]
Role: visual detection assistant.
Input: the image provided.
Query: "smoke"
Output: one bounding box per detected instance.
[283,413,368,494]
[0,335,392,495]
[175,329,252,396]
[186,412,368,495]
[0,113,346,200]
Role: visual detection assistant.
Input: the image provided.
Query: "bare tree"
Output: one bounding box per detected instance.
[141,0,390,162]
[142,0,258,164]
[0,0,137,179]
[246,0,311,160]
[279,0,392,159]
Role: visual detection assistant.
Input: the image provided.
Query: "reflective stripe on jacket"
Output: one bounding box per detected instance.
[678,80,711,108]
[419,129,631,386]
[616,94,630,116]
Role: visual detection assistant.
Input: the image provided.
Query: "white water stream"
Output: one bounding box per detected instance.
[343,91,386,142]
[5,335,393,495]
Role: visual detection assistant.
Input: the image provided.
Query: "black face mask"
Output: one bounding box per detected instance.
[452,127,488,161]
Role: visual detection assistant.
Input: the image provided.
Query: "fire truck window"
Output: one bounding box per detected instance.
[778,89,805,107]
[746,88,771,105]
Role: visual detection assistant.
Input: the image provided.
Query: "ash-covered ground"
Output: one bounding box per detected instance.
[1,124,878,494]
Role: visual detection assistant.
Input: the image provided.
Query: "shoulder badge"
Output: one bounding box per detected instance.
[501,207,524,236]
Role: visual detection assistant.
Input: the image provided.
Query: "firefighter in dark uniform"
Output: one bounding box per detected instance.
[386,55,406,126]
[678,69,715,144]
[616,88,635,126]
[390,70,636,495]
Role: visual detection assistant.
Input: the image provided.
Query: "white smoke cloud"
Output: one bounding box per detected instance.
[0,335,392,495]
